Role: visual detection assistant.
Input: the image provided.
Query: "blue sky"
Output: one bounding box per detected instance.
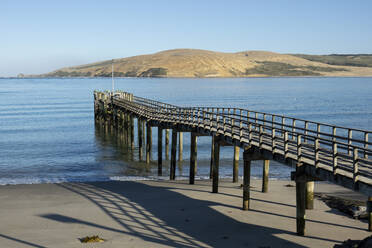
[1,0,372,76]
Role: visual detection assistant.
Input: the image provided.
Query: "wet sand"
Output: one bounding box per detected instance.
[0,179,370,248]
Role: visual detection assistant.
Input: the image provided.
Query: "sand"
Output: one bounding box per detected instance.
[0,179,370,248]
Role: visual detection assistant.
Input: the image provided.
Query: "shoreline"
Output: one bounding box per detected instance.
[0,179,369,247]
[3,75,372,79]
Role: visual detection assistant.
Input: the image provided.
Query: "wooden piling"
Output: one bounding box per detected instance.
[189,132,197,184]
[262,160,270,193]
[368,196,372,231]
[212,137,220,193]
[146,122,151,164]
[142,121,145,150]
[243,153,251,210]
[130,115,134,149]
[170,129,177,180]
[233,146,240,183]
[178,132,183,161]
[158,127,163,176]
[138,118,143,160]
[210,136,215,179]
[165,129,169,160]
[306,181,314,210]
[296,162,306,236]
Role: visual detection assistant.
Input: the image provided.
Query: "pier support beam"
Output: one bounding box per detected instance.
[296,180,306,236]
[233,146,240,183]
[368,196,372,231]
[130,115,134,149]
[189,133,197,184]
[146,122,152,164]
[138,118,143,160]
[165,129,170,160]
[170,129,177,180]
[212,137,220,193]
[296,163,306,236]
[306,181,314,210]
[262,160,270,193]
[178,132,183,161]
[210,136,215,179]
[142,121,145,151]
[158,127,163,176]
[243,150,252,210]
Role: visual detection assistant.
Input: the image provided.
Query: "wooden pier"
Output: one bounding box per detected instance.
[94,90,372,236]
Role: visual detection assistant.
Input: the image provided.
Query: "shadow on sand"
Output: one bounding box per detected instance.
[38,181,345,247]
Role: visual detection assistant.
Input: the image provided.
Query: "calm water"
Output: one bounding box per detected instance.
[0,77,371,185]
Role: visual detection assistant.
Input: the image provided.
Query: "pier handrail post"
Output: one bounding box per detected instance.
[332,127,337,142]
[272,128,276,154]
[317,123,320,137]
[348,129,353,155]
[333,142,338,176]
[284,131,289,159]
[353,148,359,190]
[365,133,369,159]
[255,112,258,131]
[248,123,253,144]
[239,119,243,142]
[259,125,263,149]
[297,135,302,163]
[292,119,296,140]
[314,138,320,169]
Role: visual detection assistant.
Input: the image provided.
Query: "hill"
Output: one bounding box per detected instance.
[36,49,372,78]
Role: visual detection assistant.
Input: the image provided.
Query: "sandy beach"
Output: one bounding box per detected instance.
[0,179,370,248]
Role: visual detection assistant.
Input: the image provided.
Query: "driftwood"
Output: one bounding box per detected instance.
[315,193,367,219]
[334,235,372,248]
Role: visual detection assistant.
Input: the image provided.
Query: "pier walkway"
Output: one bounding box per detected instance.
[94,90,372,236]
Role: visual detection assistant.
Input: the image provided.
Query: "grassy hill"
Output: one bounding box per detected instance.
[36,49,372,78]
[291,54,372,67]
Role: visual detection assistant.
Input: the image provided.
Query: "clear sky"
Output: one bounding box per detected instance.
[1,0,372,76]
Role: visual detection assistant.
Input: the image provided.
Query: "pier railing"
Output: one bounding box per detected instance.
[102,90,372,188]
[95,90,372,235]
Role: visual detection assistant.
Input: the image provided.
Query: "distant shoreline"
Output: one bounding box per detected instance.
[21,49,372,78]
[3,75,372,79]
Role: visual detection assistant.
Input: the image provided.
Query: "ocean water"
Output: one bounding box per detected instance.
[0,77,371,185]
